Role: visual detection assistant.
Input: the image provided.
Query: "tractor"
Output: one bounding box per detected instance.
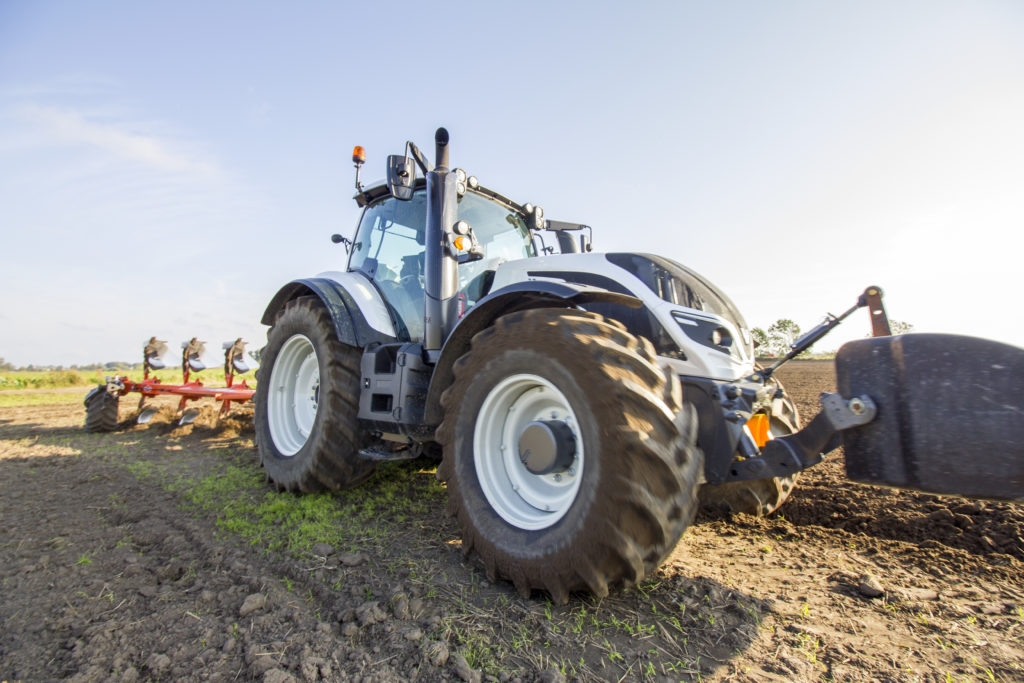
[254,128,1024,603]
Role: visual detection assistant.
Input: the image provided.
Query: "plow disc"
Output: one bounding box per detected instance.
[837,333,1024,501]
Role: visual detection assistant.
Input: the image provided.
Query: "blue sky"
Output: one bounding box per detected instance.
[1,1,1022,366]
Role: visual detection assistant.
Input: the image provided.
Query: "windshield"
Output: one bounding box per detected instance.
[348,189,536,338]
[455,191,535,305]
[457,191,535,261]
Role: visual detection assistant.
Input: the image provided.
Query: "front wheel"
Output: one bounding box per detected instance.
[254,297,375,492]
[437,309,702,603]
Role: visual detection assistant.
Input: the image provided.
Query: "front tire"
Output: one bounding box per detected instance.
[254,297,375,492]
[437,309,701,603]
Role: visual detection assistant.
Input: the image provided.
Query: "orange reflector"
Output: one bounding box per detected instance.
[352,145,365,163]
[453,235,467,250]
[746,413,772,448]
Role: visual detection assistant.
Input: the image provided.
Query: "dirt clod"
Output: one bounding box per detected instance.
[857,573,885,598]
[355,600,387,626]
[144,653,170,672]
[339,552,369,566]
[240,592,268,616]
[263,668,298,683]
[424,640,449,667]
[452,653,481,683]
[538,669,567,683]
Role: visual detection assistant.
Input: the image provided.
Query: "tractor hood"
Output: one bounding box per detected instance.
[489,252,756,380]
[603,253,749,332]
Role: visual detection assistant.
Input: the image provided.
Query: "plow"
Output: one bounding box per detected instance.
[84,337,256,430]
[83,126,1024,602]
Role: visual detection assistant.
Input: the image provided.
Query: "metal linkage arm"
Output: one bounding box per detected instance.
[724,392,877,483]
[762,286,889,380]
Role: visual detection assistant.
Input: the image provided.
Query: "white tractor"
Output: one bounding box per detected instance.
[254,128,1024,602]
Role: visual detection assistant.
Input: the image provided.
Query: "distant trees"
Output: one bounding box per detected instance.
[0,360,138,372]
[750,328,768,352]
[752,317,916,357]
[751,319,801,357]
[890,320,914,334]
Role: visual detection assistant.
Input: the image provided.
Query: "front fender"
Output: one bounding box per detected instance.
[422,281,640,425]
[261,275,398,348]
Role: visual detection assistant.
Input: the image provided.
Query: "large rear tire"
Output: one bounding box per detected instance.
[254,297,375,492]
[699,381,801,516]
[84,386,118,432]
[437,309,701,603]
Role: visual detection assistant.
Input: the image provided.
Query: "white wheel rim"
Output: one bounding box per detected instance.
[267,334,320,456]
[474,374,583,530]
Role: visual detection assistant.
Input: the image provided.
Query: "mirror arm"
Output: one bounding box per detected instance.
[406,141,433,175]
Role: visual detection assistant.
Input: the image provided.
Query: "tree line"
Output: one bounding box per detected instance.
[0,358,138,372]
[752,319,914,357]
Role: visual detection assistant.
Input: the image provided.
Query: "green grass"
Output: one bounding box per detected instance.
[0,391,88,407]
[156,459,445,557]
[0,369,108,390]
[0,367,254,391]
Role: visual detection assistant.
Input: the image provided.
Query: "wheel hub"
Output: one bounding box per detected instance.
[473,374,584,530]
[518,420,576,475]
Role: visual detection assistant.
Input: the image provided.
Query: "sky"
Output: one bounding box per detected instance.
[1,1,1023,367]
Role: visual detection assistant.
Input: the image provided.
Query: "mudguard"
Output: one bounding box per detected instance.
[261,276,397,348]
[422,280,641,425]
[837,334,1024,501]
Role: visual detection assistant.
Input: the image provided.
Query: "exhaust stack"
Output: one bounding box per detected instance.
[423,127,459,354]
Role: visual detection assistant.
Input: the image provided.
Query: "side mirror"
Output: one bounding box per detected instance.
[387,154,416,201]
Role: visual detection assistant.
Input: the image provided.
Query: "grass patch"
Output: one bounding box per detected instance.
[0,369,108,390]
[0,367,255,391]
[169,460,445,557]
[0,391,88,407]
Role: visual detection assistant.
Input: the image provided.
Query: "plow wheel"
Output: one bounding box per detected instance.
[437,308,702,603]
[699,385,801,516]
[84,386,119,432]
[254,296,375,493]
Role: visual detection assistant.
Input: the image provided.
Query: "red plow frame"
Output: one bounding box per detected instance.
[105,337,256,425]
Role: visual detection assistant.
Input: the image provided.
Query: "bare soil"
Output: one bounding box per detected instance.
[1,361,1021,682]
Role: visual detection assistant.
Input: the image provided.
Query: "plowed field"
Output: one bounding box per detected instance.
[1,362,1021,682]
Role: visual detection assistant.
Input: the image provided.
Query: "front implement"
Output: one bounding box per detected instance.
[704,286,1024,503]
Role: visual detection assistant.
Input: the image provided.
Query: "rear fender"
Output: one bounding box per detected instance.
[422,281,641,426]
[837,333,1024,501]
[261,275,398,348]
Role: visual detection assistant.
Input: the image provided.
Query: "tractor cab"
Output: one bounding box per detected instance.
[347,183,537,342]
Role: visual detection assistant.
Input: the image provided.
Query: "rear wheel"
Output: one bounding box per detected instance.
[254,297,375,492]
[437,309,702,603]
[84,386,118,432]
[699,383,801,516]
